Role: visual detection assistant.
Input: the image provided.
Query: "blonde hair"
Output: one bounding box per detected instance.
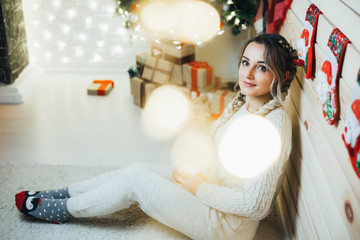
[210,34,298,137]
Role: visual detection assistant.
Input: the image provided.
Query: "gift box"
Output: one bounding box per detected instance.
[142,56,174,85]
[189,94,211,124]
[132,77,160,108]
[163,41,195,65]
[164,41,195,86]
[190,90,208,99]
[128,66,137,95]
[183,62,214,92]
[128,65,138,79]
[210,90,236,120]
[170,64,184,86]
[151,40,165,58]
[136,52,150,77]
[87,80,114,96]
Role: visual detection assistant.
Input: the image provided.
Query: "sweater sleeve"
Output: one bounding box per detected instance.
[196,110,292,219]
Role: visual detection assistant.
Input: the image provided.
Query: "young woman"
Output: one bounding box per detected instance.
[15,34,298,240]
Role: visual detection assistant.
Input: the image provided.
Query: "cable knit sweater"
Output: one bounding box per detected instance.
[196,105,292,238]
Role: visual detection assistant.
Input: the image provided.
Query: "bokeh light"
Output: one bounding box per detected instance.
[141,86,190,140]
[140,2,175,33]
[171,127,216,175]
[218,114,282,178]
[178,1,220,43]
[139,0,220,43]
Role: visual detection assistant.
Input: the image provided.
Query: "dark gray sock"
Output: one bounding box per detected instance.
[17,197,73,224]
[23,188,70,199]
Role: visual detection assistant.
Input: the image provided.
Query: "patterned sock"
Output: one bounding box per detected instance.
[15,192,73,224]
[17,188,71,199]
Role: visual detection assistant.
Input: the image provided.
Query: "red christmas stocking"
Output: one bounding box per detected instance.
[342,69,360,178]
[316,28,351,125]
[296,4,322,79]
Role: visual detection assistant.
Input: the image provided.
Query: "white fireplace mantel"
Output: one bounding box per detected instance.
[0,64,43,104]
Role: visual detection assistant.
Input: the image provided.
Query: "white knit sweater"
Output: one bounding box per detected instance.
[196,105,292,238]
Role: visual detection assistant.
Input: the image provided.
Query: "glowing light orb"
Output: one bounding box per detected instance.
[179,1,220,42]
[140,2,175,33]
[171,128,216,174]
[218,115,282,178]
[139,0,220,43]
[141,86,190,140]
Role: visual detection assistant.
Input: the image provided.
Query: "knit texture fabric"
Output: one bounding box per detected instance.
[196,105,292,237]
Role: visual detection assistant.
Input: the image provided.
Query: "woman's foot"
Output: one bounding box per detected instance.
[15,188,70,200]
[15,192,72,224]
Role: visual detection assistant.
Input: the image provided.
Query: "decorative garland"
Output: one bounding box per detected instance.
[208,0,257,34]
[113,0,258,35]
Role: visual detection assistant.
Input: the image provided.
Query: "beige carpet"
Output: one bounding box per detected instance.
[0,163,283,240]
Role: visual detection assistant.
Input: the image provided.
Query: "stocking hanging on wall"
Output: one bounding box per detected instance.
[297,4,322,79]
[342,69,360,178]
[266,0,293,34]
[316,28,351,125]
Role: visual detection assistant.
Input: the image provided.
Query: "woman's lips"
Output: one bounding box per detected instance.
[243,81,256,87]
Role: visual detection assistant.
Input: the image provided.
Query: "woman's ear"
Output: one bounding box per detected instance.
[285,71,290,80]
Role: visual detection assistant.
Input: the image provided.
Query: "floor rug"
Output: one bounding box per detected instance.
[0,163,282,240]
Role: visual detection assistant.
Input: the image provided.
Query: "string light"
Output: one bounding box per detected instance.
[32,4,40,10]
[85,17,92,26]
[99,24,109,33]
[57,41,66,50]
[113,46,122,54]
[78,33,87,41]
[96,41,105,48]
[74,47,84,57]
[91,54,102,63]
[47,15,55,22]
[61,25,71,34]
[43,31,52,40]
[61,57,69,63]
[33,20,40,28]
[45,51,52,59]
[67,9,76,19]
[52,0,61,8]
[89,1,97,11]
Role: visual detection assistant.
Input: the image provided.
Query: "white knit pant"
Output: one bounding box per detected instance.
[66,163,215,240]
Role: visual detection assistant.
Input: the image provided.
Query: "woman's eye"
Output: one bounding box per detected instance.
[242,60,249,66]
[258,65,267,72]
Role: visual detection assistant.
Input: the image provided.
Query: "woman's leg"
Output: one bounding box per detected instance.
[16,168,127,200]
[67,168,124,197]
[67,163,171,197]
[67,165,214,240]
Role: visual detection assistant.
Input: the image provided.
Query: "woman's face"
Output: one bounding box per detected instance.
[238,42,274,100]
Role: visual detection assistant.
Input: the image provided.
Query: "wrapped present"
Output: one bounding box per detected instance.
[170,64,184,86]
[190,90,208,100]
[132,77,160,108]
[136,52,150,76]
[151,40,165,58]
[211,90,236,120]
[183,61,214,92]
[163,41,195,65]
[128,66,137,95]
[128,65,138,79]
[87,80,114,96]
[164,41,195,86]
[171,85,190,99]
[142,56,174,85]
[189,94,211,125]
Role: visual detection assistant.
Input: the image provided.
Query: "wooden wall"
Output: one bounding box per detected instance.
[275,0,360,239]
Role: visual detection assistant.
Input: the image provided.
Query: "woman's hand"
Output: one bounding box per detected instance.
[172,167,206,194]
